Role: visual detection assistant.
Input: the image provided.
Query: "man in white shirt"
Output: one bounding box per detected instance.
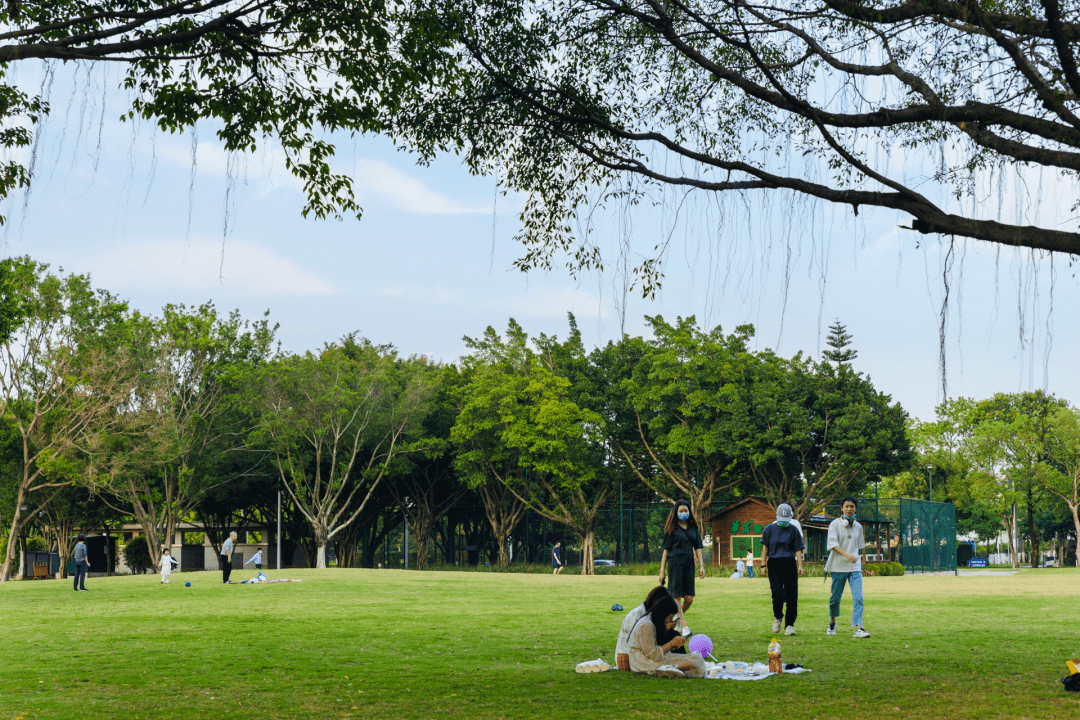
[824,497,870,638]
[220,531,238,584]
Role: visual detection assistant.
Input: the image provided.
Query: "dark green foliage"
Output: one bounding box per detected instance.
[823,320,858,365]
[865,562,906,577]
[956,544,975,566]
[123,536,153,575]
[0,1,457,225]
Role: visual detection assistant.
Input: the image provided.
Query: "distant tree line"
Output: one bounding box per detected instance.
[1,258,1075,578]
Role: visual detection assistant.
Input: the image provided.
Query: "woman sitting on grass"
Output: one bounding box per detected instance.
[627,595,706,678]
[615,585,673,671]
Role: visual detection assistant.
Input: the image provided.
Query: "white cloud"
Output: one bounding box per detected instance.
[156,139,486,216]
[75,237,337,296]
[350,159,487,216]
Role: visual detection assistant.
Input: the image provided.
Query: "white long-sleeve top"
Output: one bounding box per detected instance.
[615,603,648,657]
[824,517,865,573]
[160,554,178,573]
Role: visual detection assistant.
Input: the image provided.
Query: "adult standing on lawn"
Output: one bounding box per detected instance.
[760,503,806,636]
[552,541,564,575]
[220,531,238,584]
[825,497,871,638]
[73,534,89,592]
[657,499,706,633]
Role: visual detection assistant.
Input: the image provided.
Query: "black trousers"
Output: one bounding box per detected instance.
[767,557,799,627]
[73,560,88,590]
[221,556,232,583]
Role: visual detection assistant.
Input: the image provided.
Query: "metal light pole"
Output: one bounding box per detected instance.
[276,490,282,571]
[927,464,933,502]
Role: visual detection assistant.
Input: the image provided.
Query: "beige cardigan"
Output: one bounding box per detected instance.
[627,616,706,677]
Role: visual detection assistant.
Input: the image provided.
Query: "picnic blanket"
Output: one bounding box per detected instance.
[705,661,812,680]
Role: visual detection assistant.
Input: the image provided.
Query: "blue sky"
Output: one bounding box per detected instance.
[3,62,1078,422]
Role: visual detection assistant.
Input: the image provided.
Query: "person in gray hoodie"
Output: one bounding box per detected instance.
[73,534,89,591]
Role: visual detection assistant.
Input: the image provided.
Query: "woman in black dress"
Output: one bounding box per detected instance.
[657,498,706,632]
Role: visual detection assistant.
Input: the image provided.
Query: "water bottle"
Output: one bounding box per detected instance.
[768,638,782,674]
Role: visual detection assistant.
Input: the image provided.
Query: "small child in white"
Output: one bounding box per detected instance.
[160,549,179,584]
[244,549,263,571]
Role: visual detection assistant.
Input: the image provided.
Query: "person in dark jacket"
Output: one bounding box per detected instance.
[760,503,805,635]
[73,534,90,592]
[657,498,706,633]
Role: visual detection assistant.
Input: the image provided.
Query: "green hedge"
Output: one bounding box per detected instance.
[864,562,906,576]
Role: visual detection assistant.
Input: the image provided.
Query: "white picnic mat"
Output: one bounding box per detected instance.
[706,661,811,680]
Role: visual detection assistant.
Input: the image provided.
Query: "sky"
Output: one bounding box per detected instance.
[3,62,1079,423]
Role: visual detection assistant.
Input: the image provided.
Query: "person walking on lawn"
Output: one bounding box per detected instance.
[760,503,805,636]
[73,534,90,591]
[220,531,238,584]
[825,497,871,638]
[552,541,564,575]
[657,499,706,634]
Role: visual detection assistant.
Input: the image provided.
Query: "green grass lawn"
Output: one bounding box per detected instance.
[2,568,1078,719]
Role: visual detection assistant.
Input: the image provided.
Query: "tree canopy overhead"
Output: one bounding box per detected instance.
[398,0,1080,292]
[0,0,451,223]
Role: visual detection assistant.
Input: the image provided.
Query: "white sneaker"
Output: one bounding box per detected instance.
[785,625,796,636]
[772,619,781,633]
[853,627,871,638]
[827,622,837,636]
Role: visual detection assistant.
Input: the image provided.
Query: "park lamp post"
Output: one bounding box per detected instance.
[926,464,934,502]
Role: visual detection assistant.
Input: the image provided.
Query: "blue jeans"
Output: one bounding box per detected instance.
[747,564,754,578]
[829,571,863,626]
[73,560,88,590]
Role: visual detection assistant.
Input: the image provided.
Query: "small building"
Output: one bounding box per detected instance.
[709,497,775,567]
[710,497,895,567]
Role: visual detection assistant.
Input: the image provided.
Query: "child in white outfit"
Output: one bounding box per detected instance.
[160,549,178,583]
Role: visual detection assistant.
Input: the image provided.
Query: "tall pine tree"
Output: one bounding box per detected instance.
[824,320,858,365]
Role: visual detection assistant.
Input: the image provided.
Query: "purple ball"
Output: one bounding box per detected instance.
[687,634,712,658]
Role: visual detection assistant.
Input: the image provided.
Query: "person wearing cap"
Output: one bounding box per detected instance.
[760,503,805,635]
[825,496,871,638]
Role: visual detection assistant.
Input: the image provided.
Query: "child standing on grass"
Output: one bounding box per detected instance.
[160,549,178,584]
[825,497,871,638]
[245,549,263,571]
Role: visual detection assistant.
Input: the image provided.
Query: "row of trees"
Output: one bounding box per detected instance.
[1,258,916,577]
[886,392,1080,568]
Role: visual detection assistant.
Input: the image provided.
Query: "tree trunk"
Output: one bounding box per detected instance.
[1008,503,1020,569]
[0,482,29,581]
[413,517,434,570]
[493,523,511,567]
[579,529,596,575]
[1070,504,1080,569]
[1027,485,1039,568]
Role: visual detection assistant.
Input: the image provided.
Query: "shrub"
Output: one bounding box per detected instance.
[123,536,153,575]
[864,562,905,577]
[956,544,975,566]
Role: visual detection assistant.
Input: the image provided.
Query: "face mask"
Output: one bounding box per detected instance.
[777,521,790,527]
[677,512,689,521]
[844,513,856,526]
